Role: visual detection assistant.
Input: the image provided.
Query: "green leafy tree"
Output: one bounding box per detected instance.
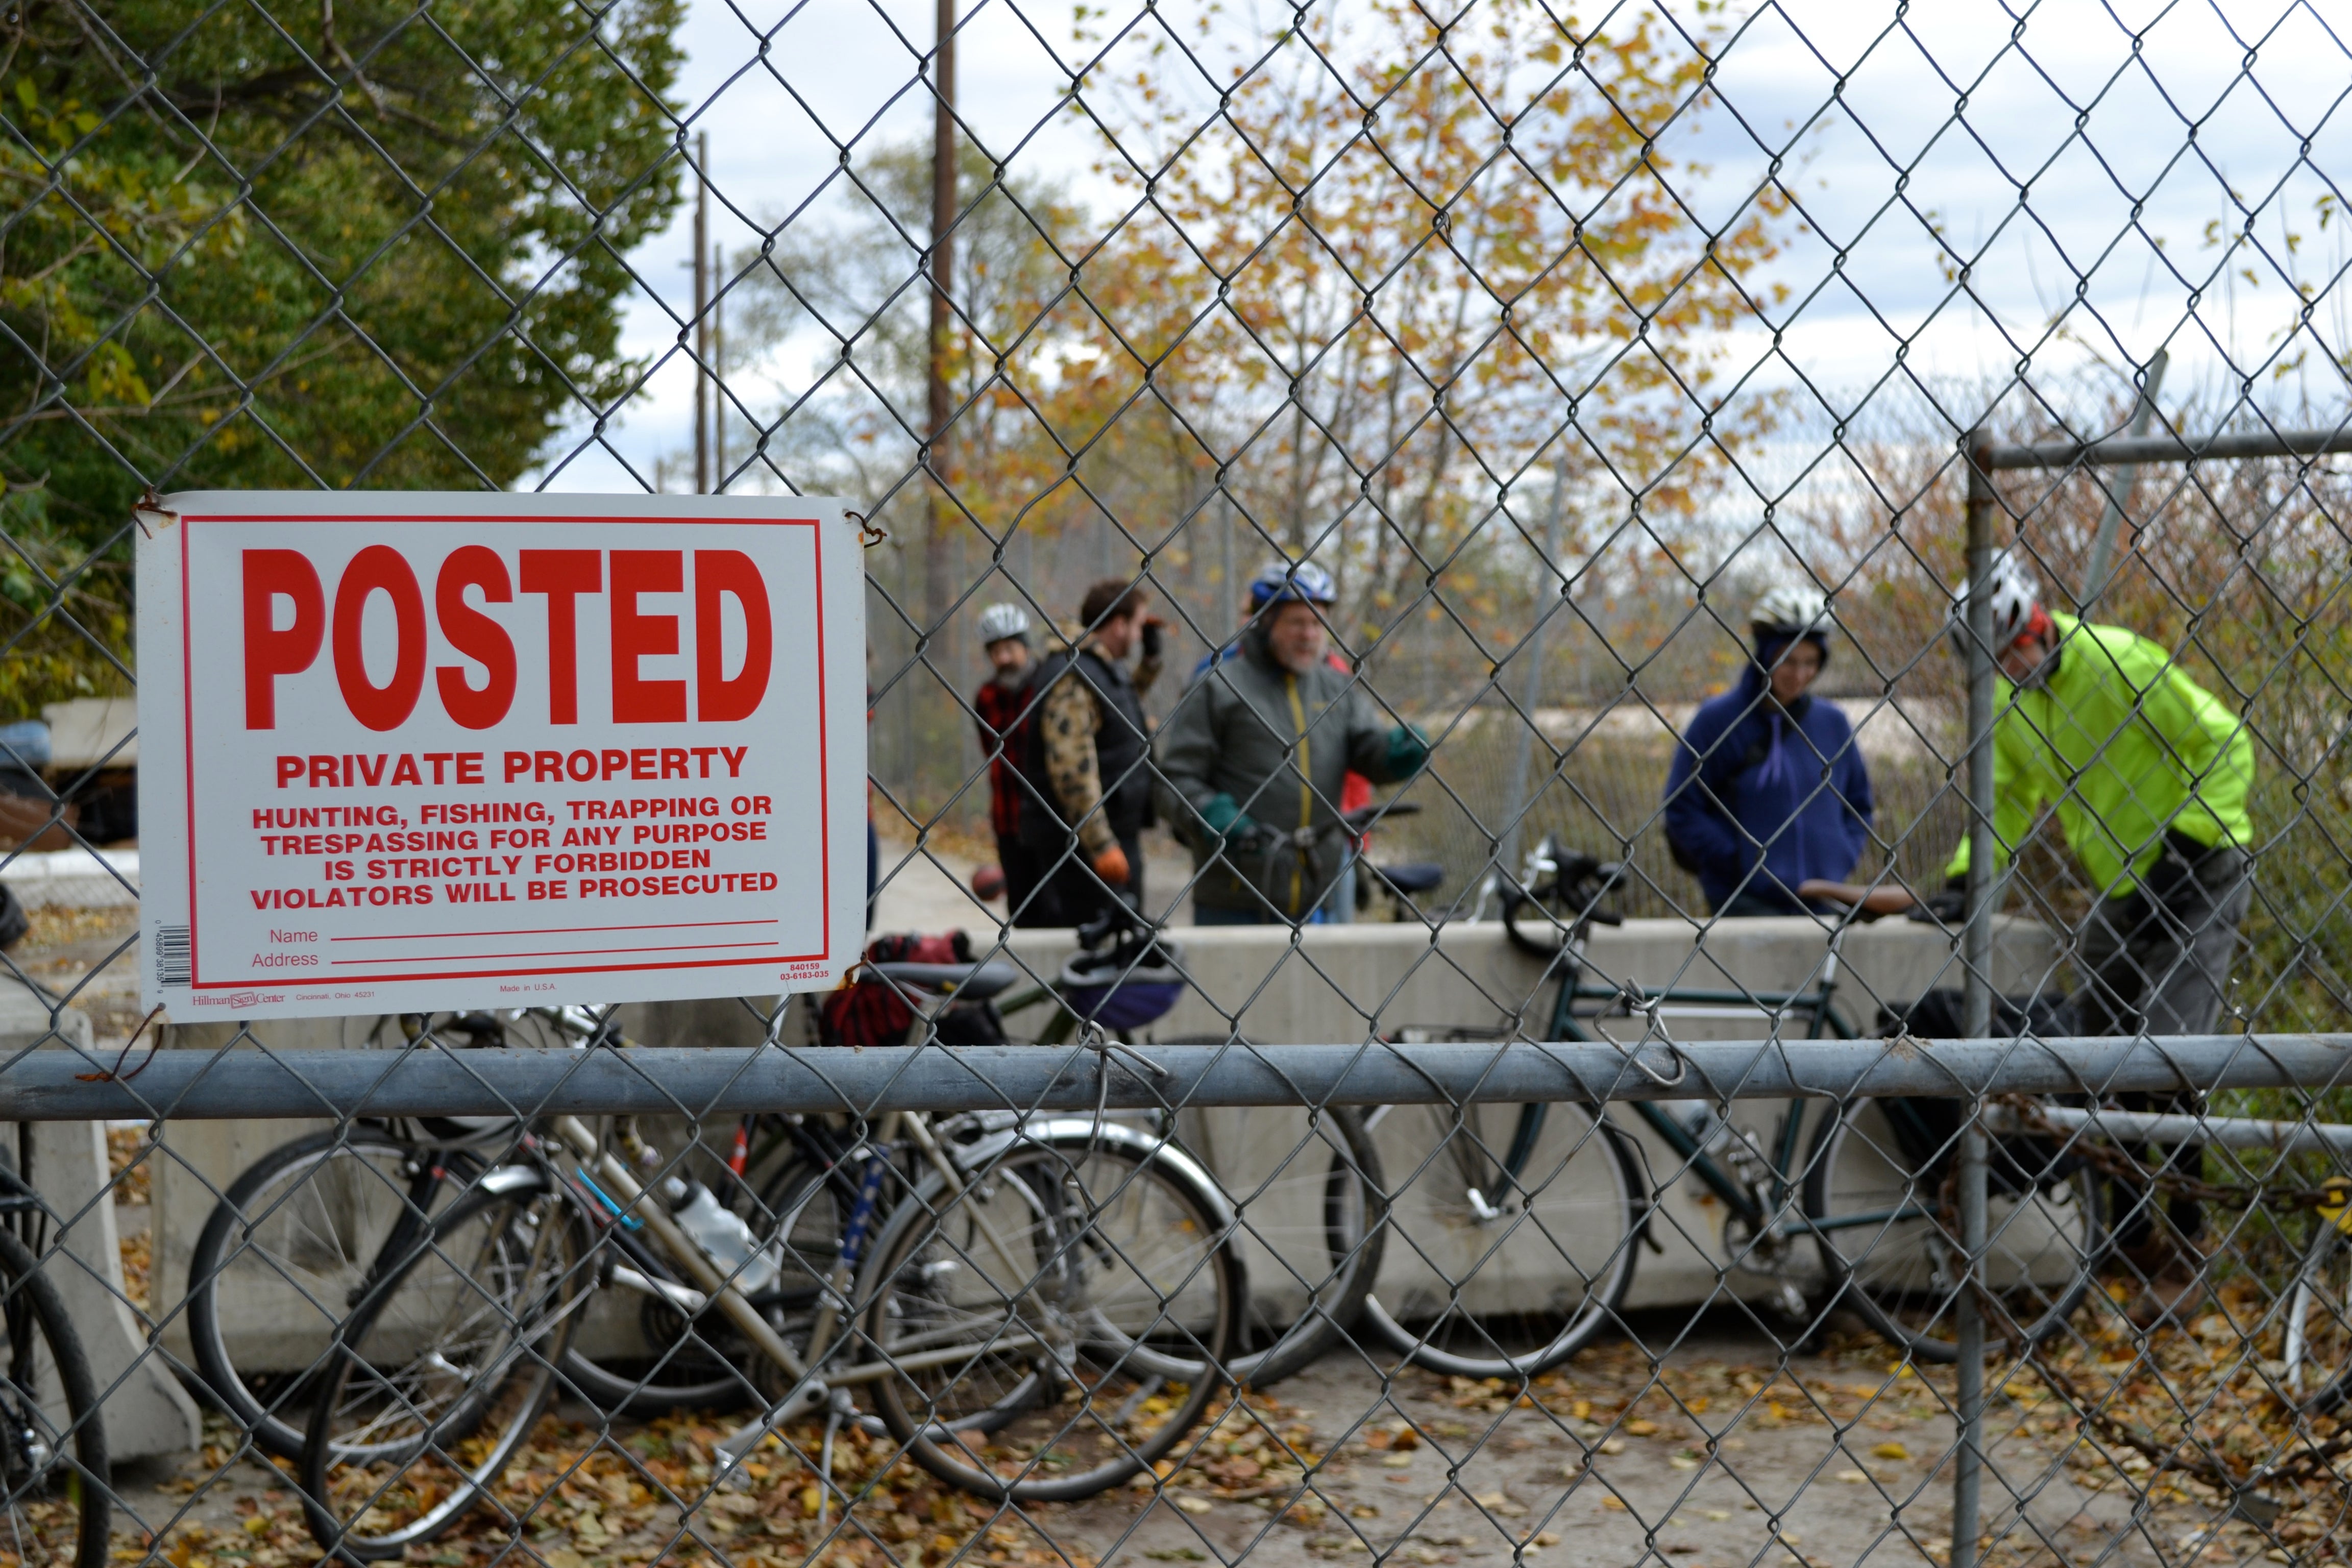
[0,0,683,710]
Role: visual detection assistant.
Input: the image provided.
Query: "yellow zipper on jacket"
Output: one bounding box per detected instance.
[1286,674,1310,915]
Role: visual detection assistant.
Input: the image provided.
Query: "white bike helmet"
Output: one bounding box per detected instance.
[1946,551,2044,660]
[978,602,1031,646]
[1750,585,1832,642]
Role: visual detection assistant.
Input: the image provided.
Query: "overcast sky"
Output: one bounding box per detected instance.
[530,0,2352,494]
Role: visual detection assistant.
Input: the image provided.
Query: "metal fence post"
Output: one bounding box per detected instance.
[1952,428,1999,1568]
[1951,1105,1990,1568]
[2078,347,2168,611]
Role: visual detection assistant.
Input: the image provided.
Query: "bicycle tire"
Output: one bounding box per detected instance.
[2285,1219,2352,1410]
[1359,1100,1643,1379]
[0,1223,109,1568]
[1165,1100,1385,1387]
[187,1126,448,1461]
[1805,1097,2104,1363]
[864,1127,1243,1502]
[299,1169,589,1562]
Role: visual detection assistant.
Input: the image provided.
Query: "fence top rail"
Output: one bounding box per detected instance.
[1982,424,2352,471]
[4,1035,2348,1123]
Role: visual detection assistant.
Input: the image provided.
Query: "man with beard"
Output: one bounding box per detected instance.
[1156,561,1428,923]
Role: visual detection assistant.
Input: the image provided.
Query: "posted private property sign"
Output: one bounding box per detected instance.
[136,493,867,1020]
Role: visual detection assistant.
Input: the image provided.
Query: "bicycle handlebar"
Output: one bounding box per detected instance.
[1243,799,1424,854]
[1499,838,1626,957]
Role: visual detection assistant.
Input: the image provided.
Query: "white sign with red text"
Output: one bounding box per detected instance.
[136,493,866,1020]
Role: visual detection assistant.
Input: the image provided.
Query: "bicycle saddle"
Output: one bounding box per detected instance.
[869,960,1020,999]
[1374,861,1445,895]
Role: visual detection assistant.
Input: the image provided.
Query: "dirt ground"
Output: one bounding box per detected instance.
[102,1304,2320,1568]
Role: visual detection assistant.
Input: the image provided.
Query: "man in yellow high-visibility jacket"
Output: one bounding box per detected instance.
[1942,551,2254,1323]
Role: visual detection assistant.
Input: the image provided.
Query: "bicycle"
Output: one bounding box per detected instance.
[193,901,1223,1463]
[0,1140,107,1568]
[186,1006,792,1461]
[1334,842,2103,1376]
[861,900,1387,1391]
[2267,1181,2352,1412]
[294,1081,1244,1556]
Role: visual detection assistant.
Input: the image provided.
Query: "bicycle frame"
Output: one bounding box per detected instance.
[1528,915,1938,1250]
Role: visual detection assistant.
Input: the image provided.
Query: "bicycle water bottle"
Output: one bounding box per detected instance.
[662,1178,782,1296]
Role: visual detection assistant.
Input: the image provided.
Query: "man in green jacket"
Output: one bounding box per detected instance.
[1155,562,1429,923]
[1944,550,2254,1320]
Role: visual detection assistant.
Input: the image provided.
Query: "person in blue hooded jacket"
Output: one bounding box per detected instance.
[1662,587,1876,916]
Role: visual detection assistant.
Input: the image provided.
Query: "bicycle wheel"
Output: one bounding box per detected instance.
[0,1225,108,1568]
[1169,1102,1386,1387]
[1805,1098,2103,1362]
[1360,1100,1643,1379]
[299,1171,589,1562]
[864,1129,1243,1502]
[2284,1215,2352,1410]
[188,1126,452,1460]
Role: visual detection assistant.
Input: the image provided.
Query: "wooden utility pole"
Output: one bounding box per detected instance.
[693,130,710,495]
[924,0,957,632]
[713,240,726,489]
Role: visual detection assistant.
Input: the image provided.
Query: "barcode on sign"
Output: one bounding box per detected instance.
[154,926,191,988]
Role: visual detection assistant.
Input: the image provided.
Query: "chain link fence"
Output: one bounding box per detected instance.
[7,3,2352,1568]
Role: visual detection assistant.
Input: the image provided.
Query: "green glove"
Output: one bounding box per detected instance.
[1383,724,1431,779]
[1199,793,1259,847]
